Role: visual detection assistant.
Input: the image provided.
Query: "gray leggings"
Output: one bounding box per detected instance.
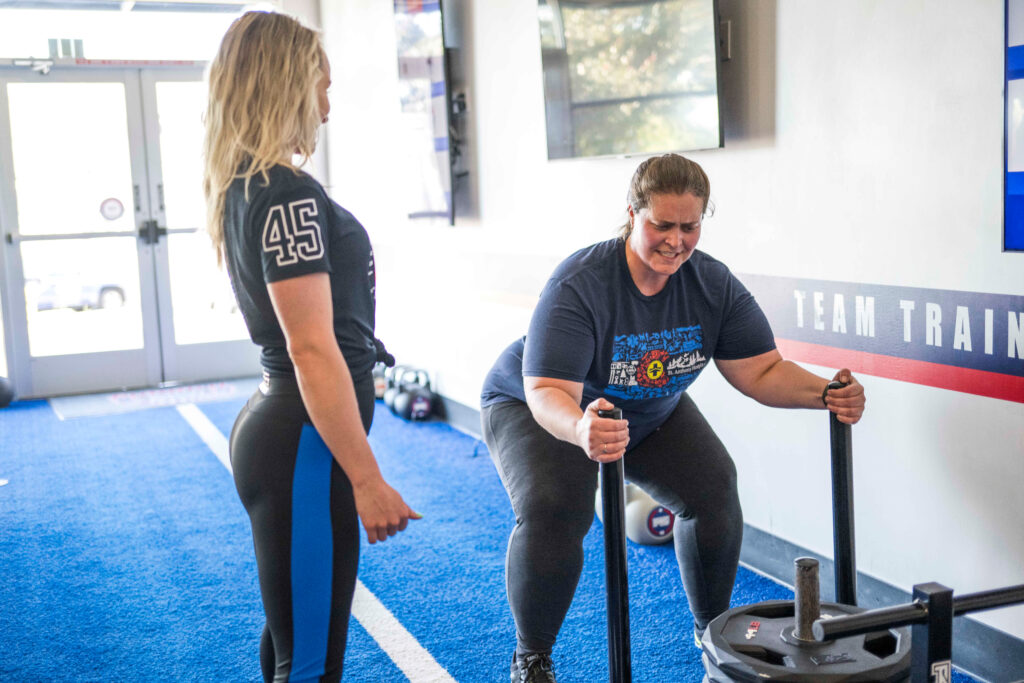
[481,394,743,655]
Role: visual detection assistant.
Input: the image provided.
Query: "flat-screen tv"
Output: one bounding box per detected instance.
[537,0,723,160]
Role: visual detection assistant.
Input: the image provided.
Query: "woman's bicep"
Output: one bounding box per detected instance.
[524,283,595,380]
[266,272,336,353]
[524,375,585,406]
[714,349,784,397]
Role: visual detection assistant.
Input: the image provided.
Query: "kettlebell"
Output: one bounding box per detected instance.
[392,368,434,421]
[383,364,409,412]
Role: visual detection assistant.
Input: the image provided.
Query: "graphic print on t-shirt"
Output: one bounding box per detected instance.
[606,325,708,400]
[367,249,376,300]
[261,198,325,267]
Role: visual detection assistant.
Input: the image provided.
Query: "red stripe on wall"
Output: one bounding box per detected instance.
[775,338,1024,404]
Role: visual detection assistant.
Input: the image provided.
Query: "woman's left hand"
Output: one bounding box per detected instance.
[352,476,422,544]
[824,369,865,425]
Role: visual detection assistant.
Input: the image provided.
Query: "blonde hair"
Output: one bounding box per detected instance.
[203,11,325,264]
[618,154,713,239]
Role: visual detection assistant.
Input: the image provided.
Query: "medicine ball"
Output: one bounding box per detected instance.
[596,481,642,521]
[625,497,674,545]
[0,376,13,409]
[595,481,673,545]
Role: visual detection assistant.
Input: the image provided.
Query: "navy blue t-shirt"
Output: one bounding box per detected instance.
[222,165,377,377]
[480,239,776,446]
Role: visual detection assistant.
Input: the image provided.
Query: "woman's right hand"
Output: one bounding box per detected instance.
[352,478,422,544]
[575,398,630,463]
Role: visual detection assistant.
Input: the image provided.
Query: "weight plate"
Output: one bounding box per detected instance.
[702,600,911,682]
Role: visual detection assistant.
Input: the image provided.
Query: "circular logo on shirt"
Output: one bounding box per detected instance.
[637,349,669,388]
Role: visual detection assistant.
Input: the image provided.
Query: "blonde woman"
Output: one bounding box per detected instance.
[204,11,419,682]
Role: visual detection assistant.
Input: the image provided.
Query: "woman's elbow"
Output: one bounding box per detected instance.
[286,337,338,370]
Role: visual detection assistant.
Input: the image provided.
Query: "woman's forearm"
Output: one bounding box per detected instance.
[716,351,864,424]
[744,359,830,409]
[524,377,630,461]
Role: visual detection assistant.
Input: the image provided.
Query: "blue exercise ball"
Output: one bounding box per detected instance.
[0,376,13,408]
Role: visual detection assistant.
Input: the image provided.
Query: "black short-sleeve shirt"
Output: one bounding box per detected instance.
[222,165,377,376]
[480,239,776,445]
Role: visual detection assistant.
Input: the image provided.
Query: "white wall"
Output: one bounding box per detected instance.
[321,0,1024,639]
[278,0,328,183]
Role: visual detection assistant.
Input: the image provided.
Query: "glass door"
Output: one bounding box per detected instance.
[0,64,258,398]
[141,69,256,385]
[0,68,158,397]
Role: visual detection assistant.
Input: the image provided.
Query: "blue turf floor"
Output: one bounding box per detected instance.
[0,397,980,682]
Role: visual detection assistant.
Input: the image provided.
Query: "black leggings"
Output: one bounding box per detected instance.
[230,373,375,683]
[481,394,742,655]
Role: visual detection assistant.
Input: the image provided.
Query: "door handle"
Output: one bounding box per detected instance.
[138,219,167,245]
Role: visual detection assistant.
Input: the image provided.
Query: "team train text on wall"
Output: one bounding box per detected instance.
[739,275,1024,404]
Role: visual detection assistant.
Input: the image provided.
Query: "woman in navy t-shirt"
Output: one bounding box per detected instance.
[480,154,865,683]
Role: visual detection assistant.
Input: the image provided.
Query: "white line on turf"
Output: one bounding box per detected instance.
[176,404,231,472]
[352,582,456,682]
[176,403,456,683]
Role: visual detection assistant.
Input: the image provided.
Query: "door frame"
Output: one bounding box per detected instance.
[0,59,260,398]
[0,63,163,398]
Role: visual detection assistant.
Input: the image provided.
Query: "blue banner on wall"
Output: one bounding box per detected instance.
[740,273,1024,403]
[1006,2,1024,250]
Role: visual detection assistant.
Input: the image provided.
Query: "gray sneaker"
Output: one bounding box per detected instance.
[510,652,556,683]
